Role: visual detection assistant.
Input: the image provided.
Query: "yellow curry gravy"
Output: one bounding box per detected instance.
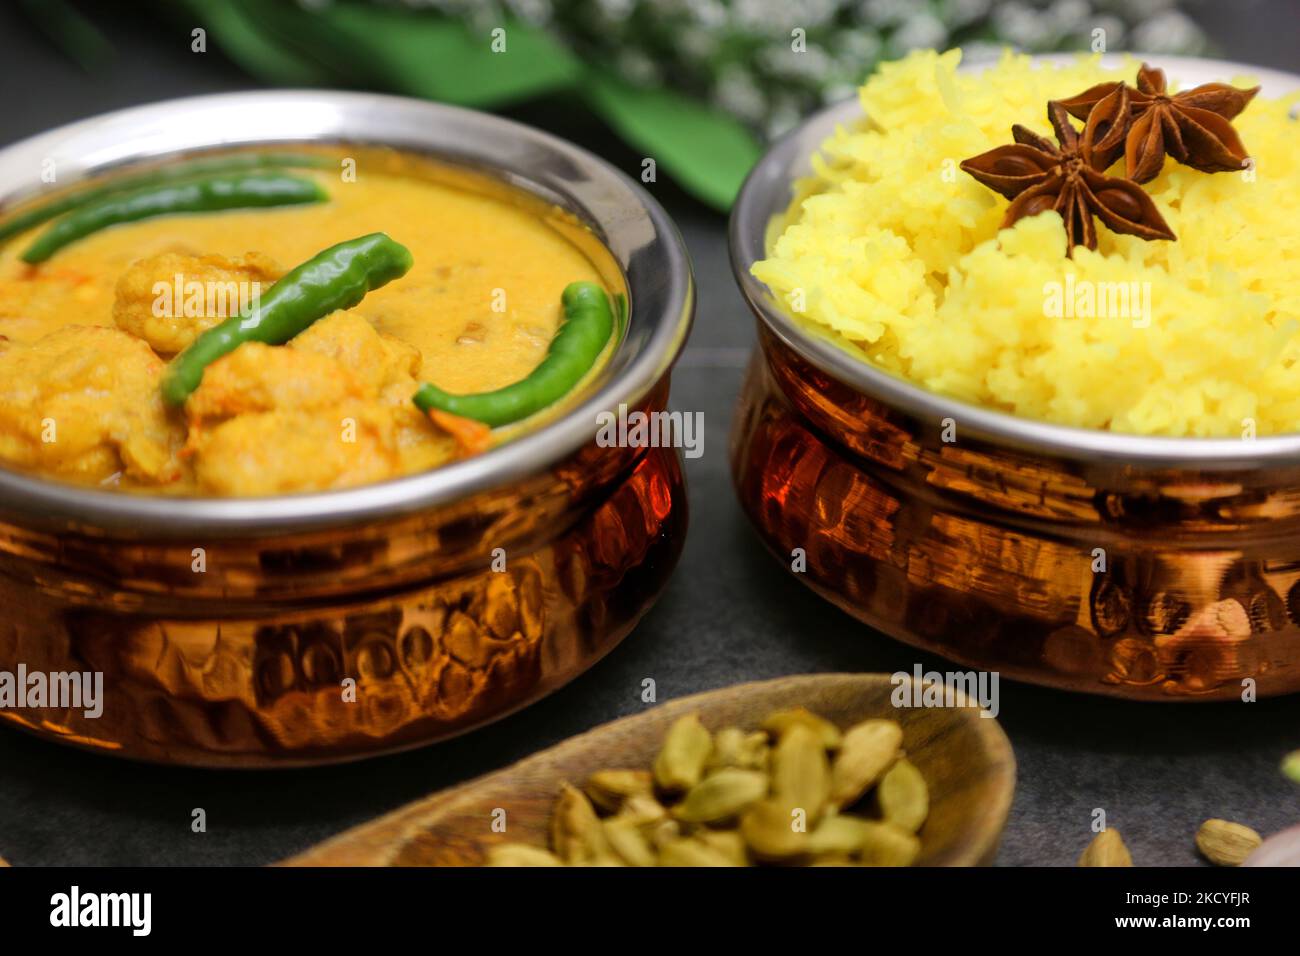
[0,157,607,496]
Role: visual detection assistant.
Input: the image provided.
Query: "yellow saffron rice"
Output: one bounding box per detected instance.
[753,50,1300,437]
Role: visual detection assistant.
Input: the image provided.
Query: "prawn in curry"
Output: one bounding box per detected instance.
[0,155,614,496]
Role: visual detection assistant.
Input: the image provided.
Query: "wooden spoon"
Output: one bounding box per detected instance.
[284,672,1016,866]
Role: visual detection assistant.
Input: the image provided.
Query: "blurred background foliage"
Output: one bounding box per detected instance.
[25,0,1211,209]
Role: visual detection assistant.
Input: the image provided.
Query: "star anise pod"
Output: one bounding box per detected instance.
[960,101,1175,257]
[1057,63,1259,183]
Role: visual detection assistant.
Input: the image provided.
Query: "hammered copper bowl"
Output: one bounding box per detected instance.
[0,92,693,765]
[730,56,1300,701]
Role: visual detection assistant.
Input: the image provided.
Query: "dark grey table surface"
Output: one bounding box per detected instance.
[1,2,1298,868]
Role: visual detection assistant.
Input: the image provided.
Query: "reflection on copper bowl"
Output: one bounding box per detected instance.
[0,92,693,765]
[729,56,1300,701]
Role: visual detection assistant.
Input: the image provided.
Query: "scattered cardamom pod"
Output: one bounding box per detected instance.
[487,844,563,866]
[1078,828,1132,867]
[673,768,769,824]
[697,829,749,866]
[659,836,739,867]
[739,731,771,772]
[707,727,747,769]
[1196,819,1262,867]
[584,769,653,814]
[653,713,712,793]
[877,758,929,833]
[857,821,922,867]
[647,818,681,851]
[830,719,903,808]
[712,733,743,770]
[808,814,875,856]
[616,793,669,828]
[550,782,608,865]
[771,724,831,825]
[762,707,843,749]
[603,818,657,867]
[707,728,771,771]
[740,798,810,861]
[489,706,930,867]
[1282,749,1300,785]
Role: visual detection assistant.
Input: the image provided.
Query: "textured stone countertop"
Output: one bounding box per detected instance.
[0,2,1297,867]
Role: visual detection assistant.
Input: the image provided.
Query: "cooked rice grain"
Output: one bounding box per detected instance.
[753,50,1300,437]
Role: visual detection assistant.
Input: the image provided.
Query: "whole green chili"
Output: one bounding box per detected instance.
[20,172,329,264]
[161,232,414,406]
[0,152,333,245]
[413,280,615,428]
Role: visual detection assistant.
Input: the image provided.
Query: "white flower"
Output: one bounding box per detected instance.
[1130,10,1204,54]
[1044,0,1091,33]
[505,0,553,26]
[713,66,768,125]
[858,0,916,29]
[891,13,951,53]
[758,41,834,81]
[947,0,993,28]
[615,48,661,86]
[990,1,1055,47]
[595,0,640,22]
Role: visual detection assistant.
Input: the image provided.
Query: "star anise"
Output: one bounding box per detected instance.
[1057,63,1259,183]
[960,101,1176,256]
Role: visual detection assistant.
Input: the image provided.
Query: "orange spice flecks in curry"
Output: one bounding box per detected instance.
[0,167,604,495]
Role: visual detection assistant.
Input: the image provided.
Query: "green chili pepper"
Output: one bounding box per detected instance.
[413,281,615,428]
[0,152,333,245]
[20,172,329,264]
[161,232,414,406]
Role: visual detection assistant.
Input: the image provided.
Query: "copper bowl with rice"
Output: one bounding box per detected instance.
[729,54,1300,700]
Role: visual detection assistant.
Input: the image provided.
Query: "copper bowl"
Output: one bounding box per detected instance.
[729,55,1300,701]
[0,92,693,764]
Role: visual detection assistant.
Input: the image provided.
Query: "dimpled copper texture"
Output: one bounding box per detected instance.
[729,329,1300,701]
[0,437,685,765]
[728,58,1300,701]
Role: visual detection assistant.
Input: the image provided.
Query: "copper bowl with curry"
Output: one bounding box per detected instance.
[0,91,693,765]
[729,55,1300,701]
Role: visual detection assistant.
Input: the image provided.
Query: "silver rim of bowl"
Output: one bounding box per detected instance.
[730,53,1300,470]
[0,90,695,536]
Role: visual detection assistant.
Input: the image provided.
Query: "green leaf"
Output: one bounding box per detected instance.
[173,1,757,210]
[179,0,335,87]
[583,75,762,211]
[192,0,581,108]
[19,0,114,73]
[317,3,582,107]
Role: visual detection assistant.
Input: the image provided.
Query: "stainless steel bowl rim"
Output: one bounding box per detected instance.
[731,53,1300,470]
[0,90,694,536]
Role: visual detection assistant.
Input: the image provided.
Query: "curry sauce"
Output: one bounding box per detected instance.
[0,164,607,495]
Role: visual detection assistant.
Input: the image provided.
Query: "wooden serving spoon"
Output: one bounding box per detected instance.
[284,673,1016,867]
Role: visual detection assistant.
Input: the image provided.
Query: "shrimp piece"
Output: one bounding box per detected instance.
[290,310,422,398]
[184,316,460,493]
[113,251,281,354]
[0,326,182,484]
